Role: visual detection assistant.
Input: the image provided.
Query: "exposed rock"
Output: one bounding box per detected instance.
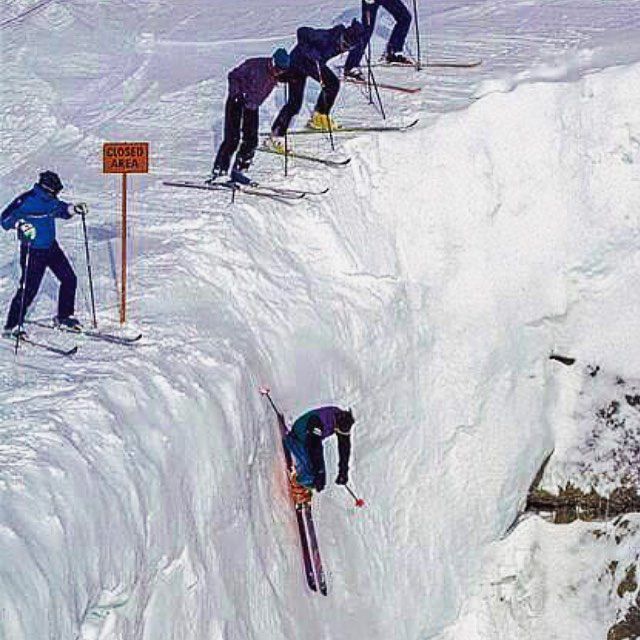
[618,565,638,598]
[607,593,640,640]
[527,483,640,524]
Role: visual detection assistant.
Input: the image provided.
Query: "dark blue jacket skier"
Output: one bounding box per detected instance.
[344,0,413,77]
[284,406,355,492]
[271,20,365,137]
[2,171,86,335]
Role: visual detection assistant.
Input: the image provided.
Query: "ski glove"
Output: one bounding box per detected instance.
[72,203,88,216]
[335,470,349,485]
[16,220,36,242]
[313,470,326,492]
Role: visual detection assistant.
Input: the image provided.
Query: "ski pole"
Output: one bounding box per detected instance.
[80,210,97,328]
[412,0,422,71]
[316,62,335,152]
[365,56,386,120]
[15,242,32,354]
[284,84,290,177]
[344,484,366,508]
[259,386,285,421]
[365,9,374,104]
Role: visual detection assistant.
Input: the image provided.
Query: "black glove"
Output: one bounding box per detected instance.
[73,203,88,216]
[313,470,326,492]
[335,470,348,485]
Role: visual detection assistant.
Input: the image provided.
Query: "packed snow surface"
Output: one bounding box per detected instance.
[1,1,640,639]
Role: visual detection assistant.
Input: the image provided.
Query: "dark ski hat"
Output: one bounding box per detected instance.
[38,170,64,194]
[343,19,365,50]
[272,48,290,71]
[336,408,355,435]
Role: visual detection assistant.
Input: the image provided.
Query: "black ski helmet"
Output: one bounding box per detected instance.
[38,170,64,194]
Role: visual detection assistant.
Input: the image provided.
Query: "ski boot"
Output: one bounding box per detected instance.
[230,168,254,186]
[307,111,342,132]
[55,316,82,332]
[3,326,26,340]
[262,134,289,155]
[289,471,313,506]
[385,51,414,66]
[344,67,365,82]
[206,168,228,185]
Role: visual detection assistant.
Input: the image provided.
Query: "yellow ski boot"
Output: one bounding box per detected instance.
[263,134,289,154]
[307,111,342,132]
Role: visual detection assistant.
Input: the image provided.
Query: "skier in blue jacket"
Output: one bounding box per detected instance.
[1,171,87,338]
[267,19,365,149]
[284,406,355,501]
[344,0,413,80]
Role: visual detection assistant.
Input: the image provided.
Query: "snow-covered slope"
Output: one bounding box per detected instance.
[1,1,640,639]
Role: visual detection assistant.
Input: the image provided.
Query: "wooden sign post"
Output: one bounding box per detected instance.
[103,142,149,324]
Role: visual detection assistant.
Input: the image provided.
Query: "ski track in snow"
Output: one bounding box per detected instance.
[1,1,640,639]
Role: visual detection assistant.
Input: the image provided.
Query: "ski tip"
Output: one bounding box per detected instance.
[68,346,79,356]
[549,353,575,366]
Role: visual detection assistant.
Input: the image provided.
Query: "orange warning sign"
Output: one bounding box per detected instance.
[103,142,149,174]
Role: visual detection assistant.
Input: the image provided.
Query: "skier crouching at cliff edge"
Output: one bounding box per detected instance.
[266,19,365,151]
[208,48,291,186]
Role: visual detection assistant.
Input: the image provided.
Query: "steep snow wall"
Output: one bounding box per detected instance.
[2,1,640,639]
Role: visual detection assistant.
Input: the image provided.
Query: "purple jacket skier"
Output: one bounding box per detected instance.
[284,406,355,492]
[210,49,290,185]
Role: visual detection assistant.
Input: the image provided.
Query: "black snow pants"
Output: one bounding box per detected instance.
[5,241,77,329]
[213,95,259,173]
[271,52,340,136]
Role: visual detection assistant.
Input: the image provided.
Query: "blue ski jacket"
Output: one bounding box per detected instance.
[1,184,71,249]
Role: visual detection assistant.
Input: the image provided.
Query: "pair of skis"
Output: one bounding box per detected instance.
[163,179,326,201]
[165,119,419,193]
[257,118,419,168]
[14,320,142,356]
[340,58,482,94]
[370,59,482,70]
[260,388,327,596]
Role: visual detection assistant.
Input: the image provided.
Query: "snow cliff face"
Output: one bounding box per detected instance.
[1,1,640,639]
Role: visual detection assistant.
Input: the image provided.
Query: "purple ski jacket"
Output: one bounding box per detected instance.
[228,57,281,110]
[291,406,352,491]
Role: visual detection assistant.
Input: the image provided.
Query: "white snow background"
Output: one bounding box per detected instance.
[1,1,640,639]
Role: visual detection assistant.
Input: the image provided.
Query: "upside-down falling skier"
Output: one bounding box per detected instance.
[284,406,355,504]
[208,48,291,185]
[266,19,365,151]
